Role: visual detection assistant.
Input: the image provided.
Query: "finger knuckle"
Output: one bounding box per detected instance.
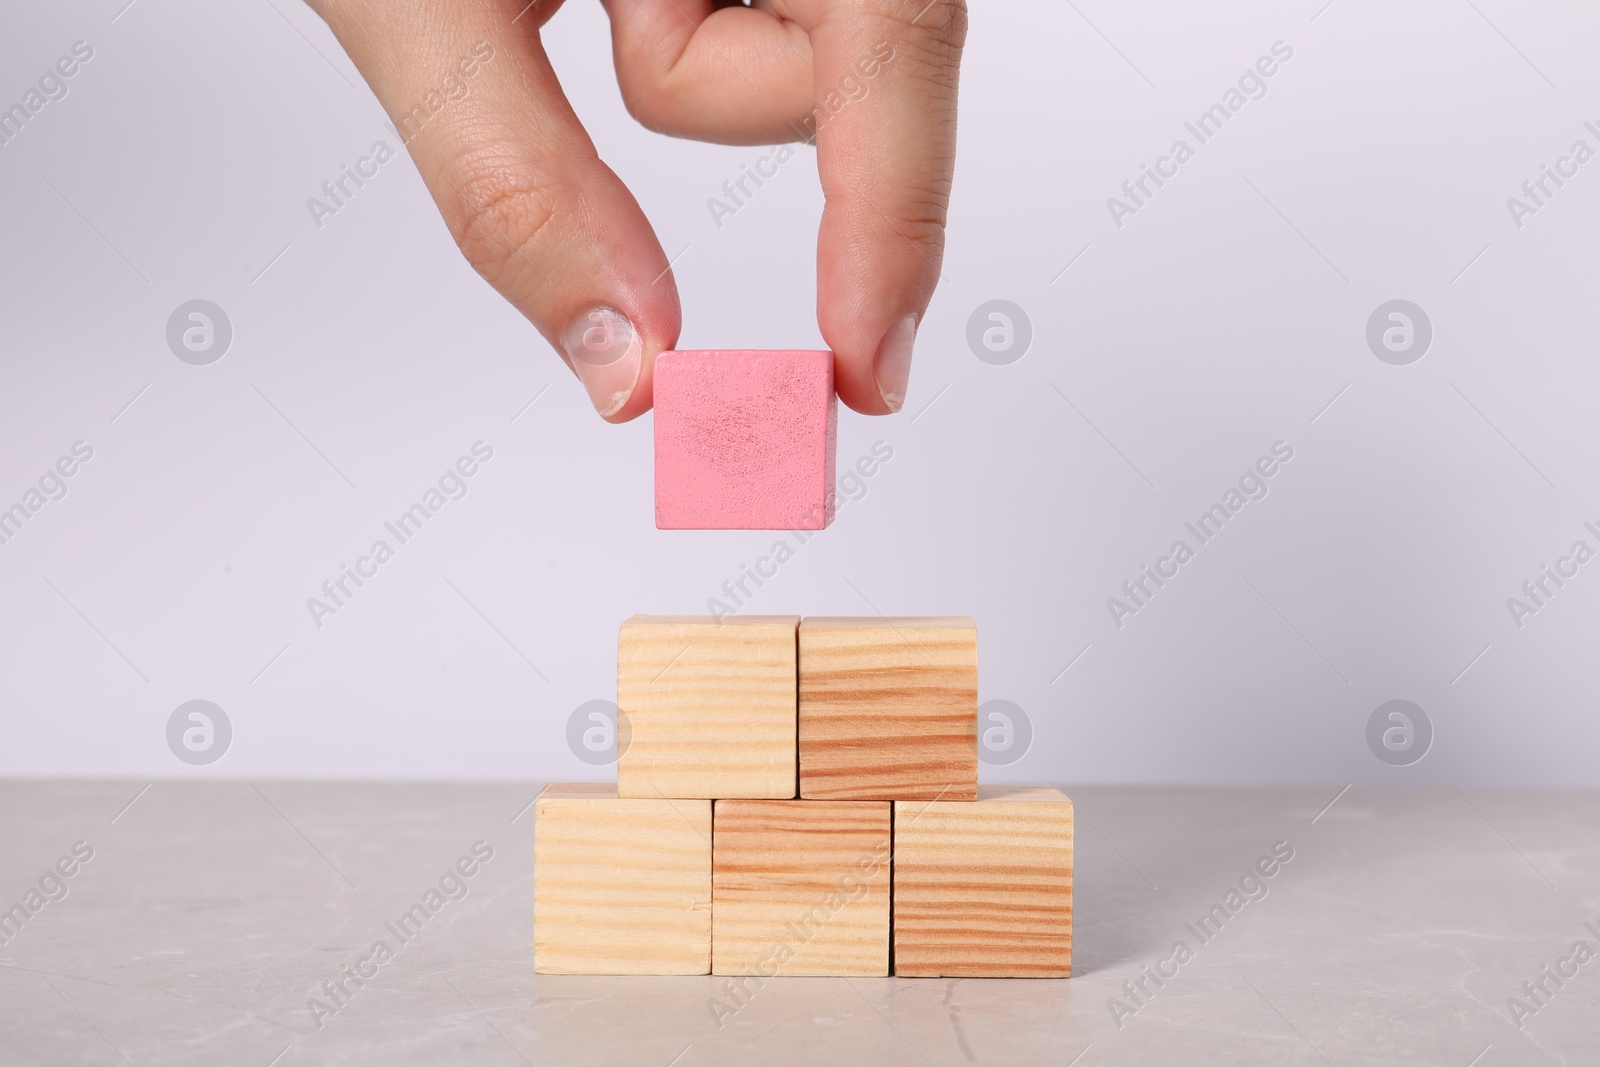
[895,201,951,251]
[611,30,687,137]
[616,73,674,136]
[615,61,695,137]
[863,0,968,56]
[449,161,561,286]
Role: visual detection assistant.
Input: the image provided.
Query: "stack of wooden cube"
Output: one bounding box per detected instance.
[534,615,1073,977]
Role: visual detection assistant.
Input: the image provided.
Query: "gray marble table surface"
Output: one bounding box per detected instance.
[0,782,1595,1066]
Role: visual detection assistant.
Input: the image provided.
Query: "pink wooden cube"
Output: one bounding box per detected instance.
[654,350,837,530]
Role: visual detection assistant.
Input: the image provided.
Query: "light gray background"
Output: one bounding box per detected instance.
[3,0,1598,786]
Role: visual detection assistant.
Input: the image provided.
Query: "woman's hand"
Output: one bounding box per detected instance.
[306,0,967,420]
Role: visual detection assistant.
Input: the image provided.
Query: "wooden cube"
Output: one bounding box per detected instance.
[711,800,891,976]
[654,349,837,530]
[533,783,711,974]
[798,617,978,801]
[618,615,798,799]
[892,785,1074,978]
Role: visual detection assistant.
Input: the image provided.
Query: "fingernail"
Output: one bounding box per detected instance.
[873,313,917,413]
[563,306,643,418]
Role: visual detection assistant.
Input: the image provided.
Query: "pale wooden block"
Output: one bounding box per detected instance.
[534,783,711,975]
[711,799,891,977]
[618,615,799,799]
[798,616,977,801]
[892,785,1073,978]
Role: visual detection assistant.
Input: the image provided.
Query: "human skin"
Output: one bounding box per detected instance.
[304,0,967,420]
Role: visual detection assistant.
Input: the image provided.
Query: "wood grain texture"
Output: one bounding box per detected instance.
[617,615,798,799]
[712,800,891,977]
[534,783,711,975]
[798,617,977,801]
[892,785,1073,978]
